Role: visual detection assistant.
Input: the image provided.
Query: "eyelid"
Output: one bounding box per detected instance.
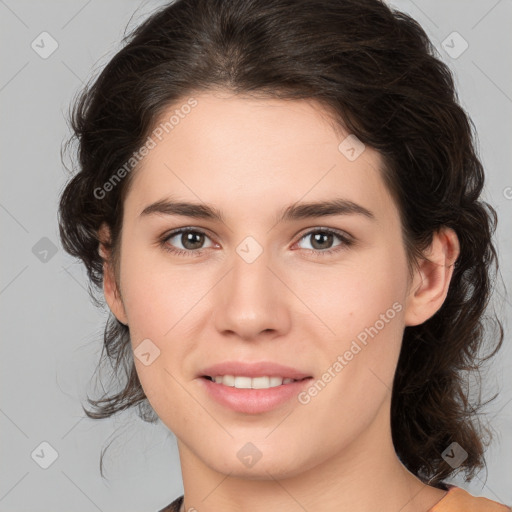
[293,225,353,242]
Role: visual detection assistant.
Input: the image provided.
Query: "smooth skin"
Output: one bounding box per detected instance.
[99,91,459,512]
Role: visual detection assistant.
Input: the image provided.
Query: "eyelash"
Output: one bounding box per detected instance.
[158,227,354,258]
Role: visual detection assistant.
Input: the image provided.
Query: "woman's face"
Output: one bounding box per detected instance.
[103,91,440,478]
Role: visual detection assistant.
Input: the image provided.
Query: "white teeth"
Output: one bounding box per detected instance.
[211,375,298,389]
[235,376,252,389]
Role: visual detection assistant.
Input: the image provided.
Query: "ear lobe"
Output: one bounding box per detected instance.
[98,223,128,326]
[404,227,460,327]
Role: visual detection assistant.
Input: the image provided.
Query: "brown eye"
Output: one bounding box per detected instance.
[295,228,354,257]
[310,231,335,250]
[179,231,205,250]
[161,228,215,256]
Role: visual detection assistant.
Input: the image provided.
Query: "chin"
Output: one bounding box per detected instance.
[202,447,310,481]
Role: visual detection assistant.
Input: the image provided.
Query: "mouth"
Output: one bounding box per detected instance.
[199,374,314,414]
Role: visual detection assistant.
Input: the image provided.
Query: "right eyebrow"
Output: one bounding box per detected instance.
[139,198,226,222]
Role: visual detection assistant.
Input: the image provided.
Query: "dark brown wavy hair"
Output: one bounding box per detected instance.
[58,0,504,484]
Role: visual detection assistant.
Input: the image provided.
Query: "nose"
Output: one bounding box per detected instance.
[212,243,292,341]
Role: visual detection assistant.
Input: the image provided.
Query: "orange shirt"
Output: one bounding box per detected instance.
[159,486,512,512]
[429,485,512,511]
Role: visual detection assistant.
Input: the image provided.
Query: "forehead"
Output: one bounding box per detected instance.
[124,92,397,224]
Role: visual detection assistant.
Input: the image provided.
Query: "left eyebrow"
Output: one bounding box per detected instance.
[139,198,226,222]
[139,197,376,223]
[277,198,375,223]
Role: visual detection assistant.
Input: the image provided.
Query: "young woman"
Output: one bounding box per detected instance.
[58,0,510,510]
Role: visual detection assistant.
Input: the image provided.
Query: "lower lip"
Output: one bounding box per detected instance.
[199,377,313,414]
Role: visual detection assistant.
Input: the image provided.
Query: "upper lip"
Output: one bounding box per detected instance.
[199,361,311,380]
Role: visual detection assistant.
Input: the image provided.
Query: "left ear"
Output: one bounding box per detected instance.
[404,227,460,327]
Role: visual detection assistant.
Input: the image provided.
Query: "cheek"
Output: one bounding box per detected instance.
[300,247,408,393]
[118,246,196,338]
[294,249,407,336]
[118,250,213,393]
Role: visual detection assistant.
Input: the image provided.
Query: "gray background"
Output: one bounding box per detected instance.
[1,0,511,510]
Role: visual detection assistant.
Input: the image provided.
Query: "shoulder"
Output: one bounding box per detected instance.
[158,494,183,512]
[430,485,511,512]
